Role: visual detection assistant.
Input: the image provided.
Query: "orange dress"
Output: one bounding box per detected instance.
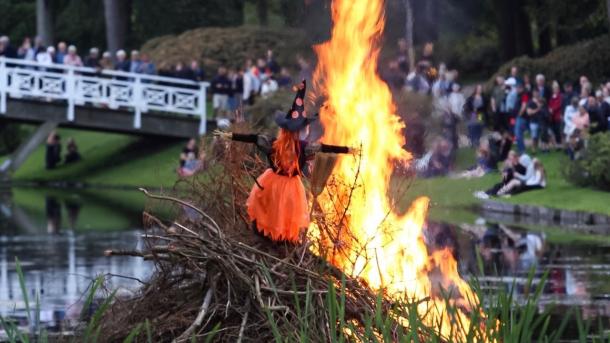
[232,133,349,243]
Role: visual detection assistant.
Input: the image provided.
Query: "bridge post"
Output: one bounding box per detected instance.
[66,67,75,121]
[133,76,142,129]
[198,82,207,135]
[0,57,6,114]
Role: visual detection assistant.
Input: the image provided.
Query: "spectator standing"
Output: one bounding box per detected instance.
[231,68,244,110]
[276,67,293,88]
[99,51,113,70]
[587,94,607,134]
[55,41,67,64]
[504,78,519,132]
[464,84,487,147]
[0,36,17,58]
[63,45,83,67]
[490,76,506,130]
[114,50,130,72]
[17,37,35,60]
[84,48,100,69]
[45,132,61,170]
[266,49,280,75]
[128,50,141,74]
[189,60,205,82]
[260,75,279,99]
[563,97,579,139]
[572,105,590,133]
[514,83,530,154]
[256,58,268,76]
[548,81,563,146]
[562,82,576,110]
[36,46,55,68]
[597,90,610,132]
[242,63,258,106]
[138,53,156,75]
[381,60,404,92]
[525,90,544,153]
[33,36,45,55]
[211,66,231,117]
[174,62,191,80]
[535,74,550,101]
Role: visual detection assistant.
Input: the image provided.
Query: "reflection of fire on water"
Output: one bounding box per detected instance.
[307,0,482,339]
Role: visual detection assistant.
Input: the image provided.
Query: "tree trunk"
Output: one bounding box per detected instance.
[607,0,610,31]
[103,0,130,55]
[513,0,534,56]
[257,0,269,26]
[403,0,415,71]
[424,0,438,42]
[36,0,53,46]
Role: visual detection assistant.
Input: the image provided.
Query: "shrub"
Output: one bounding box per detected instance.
[564,132,610,191]
[489,35,610,86]
[140,26,312,76]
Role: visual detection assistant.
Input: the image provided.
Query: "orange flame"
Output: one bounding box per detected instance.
[309,0,482,340]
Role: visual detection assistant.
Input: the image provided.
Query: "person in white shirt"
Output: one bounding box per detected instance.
[36,46,55,67]
[260,76,278,99]
[563,96,579,138]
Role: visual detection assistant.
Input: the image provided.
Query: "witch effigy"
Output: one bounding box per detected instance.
[215,80,353,243]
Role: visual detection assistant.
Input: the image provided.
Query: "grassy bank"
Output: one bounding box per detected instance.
[402,149,610,217]
[11,128,183,188]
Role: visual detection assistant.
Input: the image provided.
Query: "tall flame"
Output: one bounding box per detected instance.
[309,0,481,339]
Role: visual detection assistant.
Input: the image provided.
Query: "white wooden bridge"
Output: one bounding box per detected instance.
[0,57,211,137]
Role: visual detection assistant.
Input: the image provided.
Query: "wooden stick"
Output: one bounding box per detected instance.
[173,279,216,343]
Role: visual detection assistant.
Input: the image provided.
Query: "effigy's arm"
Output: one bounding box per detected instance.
[305,143,351,157]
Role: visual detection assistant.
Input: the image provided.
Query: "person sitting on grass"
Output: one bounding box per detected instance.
[496,158,546,196]
[474,150,525,199]
[178,138,204,177]
[455,144,495,179]
[64,138,81,164]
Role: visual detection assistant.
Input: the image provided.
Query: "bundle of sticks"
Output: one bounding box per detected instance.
[99,128,388,342]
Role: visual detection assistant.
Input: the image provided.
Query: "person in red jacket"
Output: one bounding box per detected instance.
[215,80,354,243]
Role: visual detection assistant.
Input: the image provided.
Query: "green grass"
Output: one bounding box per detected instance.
[403,149,610,217]
[11,128,184,188]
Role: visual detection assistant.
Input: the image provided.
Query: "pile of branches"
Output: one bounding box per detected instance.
[98,128,387,342]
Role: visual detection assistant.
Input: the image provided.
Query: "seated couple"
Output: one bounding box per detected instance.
[474,151,546,199]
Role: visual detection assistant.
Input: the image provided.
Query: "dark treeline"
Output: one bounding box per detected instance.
[0,0,609,72]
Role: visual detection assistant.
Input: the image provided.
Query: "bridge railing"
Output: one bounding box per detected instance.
[0,57,210,135]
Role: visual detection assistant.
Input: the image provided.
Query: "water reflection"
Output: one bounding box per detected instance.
[0,188,151,332]
[426,220,610,321]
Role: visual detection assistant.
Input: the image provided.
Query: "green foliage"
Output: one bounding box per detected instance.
[564,132,610,191]
[131,0,245,46]
[141,26,310,75]
[0,124,30,156]
[491,35,610,85]
[53,0,106,49]
[0,0,35,43]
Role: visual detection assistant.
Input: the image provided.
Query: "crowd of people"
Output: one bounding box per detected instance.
[45,131,81,170]
[397,51,610,198]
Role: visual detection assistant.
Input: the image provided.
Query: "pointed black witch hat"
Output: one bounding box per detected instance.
[275,80,318,132]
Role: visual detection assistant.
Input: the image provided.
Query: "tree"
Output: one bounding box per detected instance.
[36,0,53,45]
[607,0,610,31]
[103,0,130,55]
[257,0,269,26]
[402,0,415,71]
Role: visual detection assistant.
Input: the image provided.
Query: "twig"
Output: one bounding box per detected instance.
[172,277,217,343]
[139,188,223,235]
[236,300,250,343]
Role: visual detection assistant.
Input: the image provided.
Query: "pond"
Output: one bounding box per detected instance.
[0,186,609,335]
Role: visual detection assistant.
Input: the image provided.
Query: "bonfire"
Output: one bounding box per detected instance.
[102,0,490,342]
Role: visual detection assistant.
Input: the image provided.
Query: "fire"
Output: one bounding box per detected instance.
[309,0,483,340]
